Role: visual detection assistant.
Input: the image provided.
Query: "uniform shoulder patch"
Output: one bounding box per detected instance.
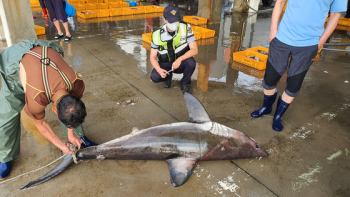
[187,26,193,34]
[160,28,165,34]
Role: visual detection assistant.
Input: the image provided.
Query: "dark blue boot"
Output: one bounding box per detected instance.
[80,136,98,148]
[251,90,278,118]
[272,96,290,132]
[0,161,11,180]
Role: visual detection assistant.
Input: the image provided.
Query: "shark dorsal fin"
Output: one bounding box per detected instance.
[184,93,211,123]
[167,157,197,187]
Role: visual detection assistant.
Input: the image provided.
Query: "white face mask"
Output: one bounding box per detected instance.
[166,22,179,31]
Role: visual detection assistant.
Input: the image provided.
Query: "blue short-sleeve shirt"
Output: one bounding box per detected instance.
[276,0,347,47]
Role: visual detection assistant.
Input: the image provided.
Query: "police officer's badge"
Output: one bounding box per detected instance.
[171,10,177,15]
[187,27,193,34]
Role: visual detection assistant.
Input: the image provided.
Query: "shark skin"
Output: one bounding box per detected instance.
[20,93,268,190]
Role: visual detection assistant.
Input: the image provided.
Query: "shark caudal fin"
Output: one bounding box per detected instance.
[167,157,197,187]
[20,154,74,190]
[184,93,211,123]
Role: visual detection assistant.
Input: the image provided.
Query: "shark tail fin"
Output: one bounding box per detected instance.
[167,157,197,187]
[19,154,74,190]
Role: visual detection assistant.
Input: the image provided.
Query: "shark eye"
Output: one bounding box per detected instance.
[255,145,260,149]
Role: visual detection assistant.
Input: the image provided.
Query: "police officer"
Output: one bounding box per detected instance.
[150,5,198,94]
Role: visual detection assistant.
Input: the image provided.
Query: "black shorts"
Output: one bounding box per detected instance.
[263,38,319,97]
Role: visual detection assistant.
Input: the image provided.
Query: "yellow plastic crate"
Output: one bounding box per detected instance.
[183,16,208,25]
[140,6,154,13]
[233,51,268,70]
[122,8,134,15]
[96,9,110,17]
[128,7,144,14]
[104,0,121,3]
[77,10,97,19]
[75,4,87,11]
[86,3,99,10]
[120,2,129,7]
[85,0,103,3]
[35,25,45,35]
[105,8,123,16]
[247,46,269,56]
[154,6,164,12]
[197,38,214,46]
[77,17,100,24]
[123,15,136,20]
[109,2,122,8]
[193,31,202,40]
[191,26,215,39]
[231,62,265,79]
[68,0,85,4]
[142,42,152,51]
[142,33,152,44]
[30,0,40,7]
[96,3,109,9]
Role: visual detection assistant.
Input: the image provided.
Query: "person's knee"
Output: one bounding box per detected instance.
[184,58,196,71]
[150,71,161,83]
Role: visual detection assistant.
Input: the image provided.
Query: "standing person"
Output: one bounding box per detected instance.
[150,5,198,94]
[0,40,97,180]
[250,0,347,131]
[345,0,350,18]
[38,0,48,18]
[44,0,72,41]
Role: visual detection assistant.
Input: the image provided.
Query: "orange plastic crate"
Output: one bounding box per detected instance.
[85,0,103,3]
[97,3,109,9]
[120,2,129,7]
[77,10,97,19]
[77,17,100,24]
[35,25,45,35]
[122,8,134,15]
[154,6,164,12]
[142,42,152,51]
[326,17,350,27]
[106,8,123,16]
[96,9,110,17]
[142,33,152,44]
[247,46,269,56]
[183,16,207,25]
[233,51,268,70]
[104,0,121,3]
[140,6,154,13]
[86,3,98,10]
[231,62,265,79]
[197,38,214,46]
[128,7,144,14]
[191,26,215,39]
[68,0,85,4]
[123,15,136,20]
[76,4,87,11]
[109,2,122,8]
[193,31,202,40]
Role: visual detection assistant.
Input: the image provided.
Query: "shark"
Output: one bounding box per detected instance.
[20,93,268,190]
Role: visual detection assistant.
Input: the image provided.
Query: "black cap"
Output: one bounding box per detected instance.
[163,5,181,23]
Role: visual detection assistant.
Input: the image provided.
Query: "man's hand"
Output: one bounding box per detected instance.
[68,132,82,150]
[172,58,182,71]
[157,68,169,78]
[269,29,278,43]
[60,142,74,155]
[318,39,326,51]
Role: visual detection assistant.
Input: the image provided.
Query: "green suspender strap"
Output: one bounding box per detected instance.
[26,46,72,103]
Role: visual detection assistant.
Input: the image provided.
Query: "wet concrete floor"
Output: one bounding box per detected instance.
[1,1,350,196]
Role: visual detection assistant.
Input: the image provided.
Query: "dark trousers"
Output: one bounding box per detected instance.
[347,0,350,17]
[44,0,68,23]
[263,38,318,97]
[150,57,196,85]
[39,0,46,9]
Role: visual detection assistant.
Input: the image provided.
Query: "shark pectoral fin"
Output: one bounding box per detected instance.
[166,157,197,187]
[131,127,142,134]
[184,93,211,123]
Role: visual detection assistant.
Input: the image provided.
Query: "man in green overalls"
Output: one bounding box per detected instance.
[0,40,97,180]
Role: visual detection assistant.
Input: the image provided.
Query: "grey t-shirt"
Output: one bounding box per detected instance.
[151,23,196,49]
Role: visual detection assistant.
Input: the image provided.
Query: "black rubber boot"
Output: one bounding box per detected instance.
[251,90,278,118]
[80,136,98,148]
[272,96,290,132]
[181,84,191,94]
[163,73,173,88]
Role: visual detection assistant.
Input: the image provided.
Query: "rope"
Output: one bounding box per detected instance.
[0,145,78,184]
[0,154,66,185]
